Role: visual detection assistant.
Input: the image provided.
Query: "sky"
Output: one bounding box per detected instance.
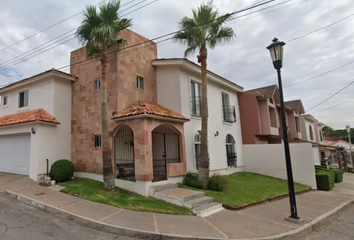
[0,0,353,129]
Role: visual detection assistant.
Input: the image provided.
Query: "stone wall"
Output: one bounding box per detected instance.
[70,29,157,174]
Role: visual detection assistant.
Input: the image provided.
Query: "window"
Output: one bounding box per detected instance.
[94,135,101,148]
[137,76,144,89]
[309,125,314,141]
[2,96,8,106]
[19,90,29,108]
[226,134,237,167]
[194,131,201,170]
[319,129,323,142]
[94,78,101,90]
[222,92,236,123]
[190,81,201,116]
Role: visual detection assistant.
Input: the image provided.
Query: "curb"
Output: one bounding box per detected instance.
[4,190,354,240]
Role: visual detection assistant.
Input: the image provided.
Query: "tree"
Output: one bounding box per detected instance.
[173,1,235,187]
[76,1,132,190]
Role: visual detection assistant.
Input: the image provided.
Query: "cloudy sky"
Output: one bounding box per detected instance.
[0,0,353,129]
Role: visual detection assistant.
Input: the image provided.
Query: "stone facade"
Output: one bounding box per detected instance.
[71,29,157,174]
[70,29,187,182]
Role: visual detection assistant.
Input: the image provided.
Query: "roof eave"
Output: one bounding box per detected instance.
[152,59,244,92]
[0,120,60,129]
[112,113,189,123]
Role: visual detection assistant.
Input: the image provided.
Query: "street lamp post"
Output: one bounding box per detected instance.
[267,38,300,220]
[346,125,353,167]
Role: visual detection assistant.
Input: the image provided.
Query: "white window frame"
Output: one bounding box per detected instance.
[18,90,29,108]
[94,135,101,148]
[94,78,101,91]
[137,76,144,89]
[2,95,8,107]
[190,80,201,117]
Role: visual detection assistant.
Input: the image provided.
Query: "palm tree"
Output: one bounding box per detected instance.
[173,1,235,187]
[76,0,132,190]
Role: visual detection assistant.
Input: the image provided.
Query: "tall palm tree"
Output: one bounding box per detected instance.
[76,0,132,190]
[173,1,235,188]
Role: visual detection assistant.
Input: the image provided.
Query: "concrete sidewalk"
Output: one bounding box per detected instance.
[1,172,354,240]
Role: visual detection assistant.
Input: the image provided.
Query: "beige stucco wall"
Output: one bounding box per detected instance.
[243,143,317,189]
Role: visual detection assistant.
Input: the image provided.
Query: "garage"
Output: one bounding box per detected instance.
[0,134,31,175]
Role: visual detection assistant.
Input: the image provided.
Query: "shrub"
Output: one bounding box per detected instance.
[316,171,332,191]
[183,172,203,189]
[208,174,227,191]
[50,159,75,183]
[332,169,343,183]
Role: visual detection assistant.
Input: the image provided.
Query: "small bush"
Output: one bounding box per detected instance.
[208,174,227,191]
[332,169,343,183]
[183,172,203,189]
[316,171,332,191]
[50,159,74,183]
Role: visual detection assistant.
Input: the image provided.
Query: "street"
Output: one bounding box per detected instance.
[301,204,354,240]
[0,193,139,240]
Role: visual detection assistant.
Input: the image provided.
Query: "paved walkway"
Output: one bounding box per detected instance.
[1,172,354,239]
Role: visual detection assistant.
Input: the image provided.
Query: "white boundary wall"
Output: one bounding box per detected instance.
[243,143,317,189]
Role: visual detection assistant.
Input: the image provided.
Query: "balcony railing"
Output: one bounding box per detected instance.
[190,96,201,117]
[223,105,236,123]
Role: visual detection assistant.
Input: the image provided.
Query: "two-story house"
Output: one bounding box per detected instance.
[0,69,76,181]
[152,58,244,174]
[299,114,324,144]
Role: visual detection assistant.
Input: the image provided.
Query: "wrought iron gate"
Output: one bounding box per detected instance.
[152,129,180,182]
[115,125,135,181]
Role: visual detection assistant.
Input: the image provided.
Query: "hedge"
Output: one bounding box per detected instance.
[183,172,204,189]
[315,171,333,191]
[315,166,343,183]
[208,174,227,191]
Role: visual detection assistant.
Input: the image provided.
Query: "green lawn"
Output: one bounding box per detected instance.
[60,178,193,215]
[179,172,311,208]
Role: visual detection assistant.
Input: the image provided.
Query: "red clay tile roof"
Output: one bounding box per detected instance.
[0,68,76,91]
[112,100,189,121]
[0,108,60,127]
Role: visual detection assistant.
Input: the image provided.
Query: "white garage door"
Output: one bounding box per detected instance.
[0,134,30,175]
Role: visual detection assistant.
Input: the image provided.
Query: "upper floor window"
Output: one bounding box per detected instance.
[319,129,323,142]
[222,92,236,123]
[94,78,101,91]
[94,134,101,148]
[2,96,8,106]
[137,76,144,89]
[309,125,314,140]
[19,90,29,108]
[190,81,201,116]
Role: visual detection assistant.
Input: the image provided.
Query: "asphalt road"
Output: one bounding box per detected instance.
[301,204,354,240]
[0,193,140,240]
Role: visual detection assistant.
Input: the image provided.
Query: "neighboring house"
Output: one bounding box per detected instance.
[299,114,324,144]
[152,58,244,174]
[325,139,354,167]
[238,85,283,144]
[0,69,76,181]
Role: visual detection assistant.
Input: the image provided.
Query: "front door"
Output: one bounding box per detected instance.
[152,133,167,182]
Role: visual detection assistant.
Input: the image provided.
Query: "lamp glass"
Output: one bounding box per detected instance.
[347,125,351,134]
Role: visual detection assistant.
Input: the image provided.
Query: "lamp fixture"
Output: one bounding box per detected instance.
[31,127,35,134]
[215,131,219,137]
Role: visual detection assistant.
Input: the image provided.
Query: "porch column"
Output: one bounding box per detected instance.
[133,118,153,181]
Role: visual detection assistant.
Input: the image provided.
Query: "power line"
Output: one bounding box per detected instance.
[0,0,158,71]
[286,12,354,43]
[285,59,354,88]
[311,97,354,114]
[307,80,354,112]
[0,0,138,53]
[56,0,278,71]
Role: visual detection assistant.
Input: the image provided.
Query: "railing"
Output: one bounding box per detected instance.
[223,105,236,123]
[190,96,202,117]
[227,152,237,167]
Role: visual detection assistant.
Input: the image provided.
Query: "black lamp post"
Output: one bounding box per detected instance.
[267,38,299,220]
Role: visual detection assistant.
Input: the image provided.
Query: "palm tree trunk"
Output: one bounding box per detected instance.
[198,45,209,188]
[101,50,115,190]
